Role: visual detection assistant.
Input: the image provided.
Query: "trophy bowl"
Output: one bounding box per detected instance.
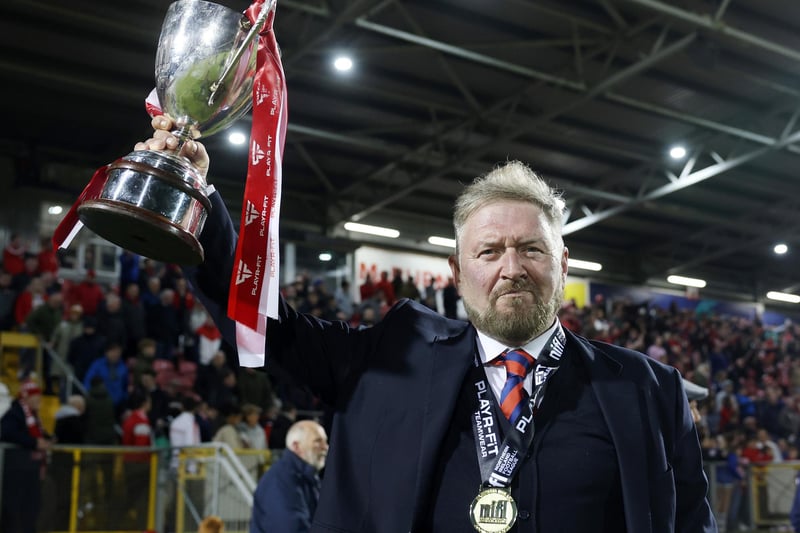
[78,0,259,265]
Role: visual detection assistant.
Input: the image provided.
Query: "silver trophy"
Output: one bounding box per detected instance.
[78,0,271,265]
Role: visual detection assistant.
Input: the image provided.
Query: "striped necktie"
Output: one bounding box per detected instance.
[493,349,536,424]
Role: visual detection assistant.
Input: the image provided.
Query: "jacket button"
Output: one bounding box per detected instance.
[518,510,531,520]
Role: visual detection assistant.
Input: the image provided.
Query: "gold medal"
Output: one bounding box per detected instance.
[469,487,518,533]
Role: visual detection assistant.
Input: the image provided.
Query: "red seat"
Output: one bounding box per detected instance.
[178,360,197,376]
[173,375,194,394]
[153,360,174,373]
[155,368,178,388]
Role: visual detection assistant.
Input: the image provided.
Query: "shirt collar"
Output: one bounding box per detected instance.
[476,319,560,364]
[287,449,321,480]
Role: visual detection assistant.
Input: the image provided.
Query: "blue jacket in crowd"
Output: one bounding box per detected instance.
[83,357,128,408]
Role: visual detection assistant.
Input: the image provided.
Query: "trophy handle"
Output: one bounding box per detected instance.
[208,0,276,106]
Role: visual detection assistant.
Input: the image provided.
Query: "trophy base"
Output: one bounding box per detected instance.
[79,199,204,265]
[77,150,211,266]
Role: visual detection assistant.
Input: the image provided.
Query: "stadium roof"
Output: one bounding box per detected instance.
[4,0,800,308]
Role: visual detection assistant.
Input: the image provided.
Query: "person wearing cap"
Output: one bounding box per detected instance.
[0,379,53,533]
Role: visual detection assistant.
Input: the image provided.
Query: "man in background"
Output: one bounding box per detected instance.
[0,379,52,533]
[250,420,328,533]
[121,391,153,529]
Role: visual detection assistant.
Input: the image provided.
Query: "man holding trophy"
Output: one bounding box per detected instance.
[70,0,717,531]
[138,123,715,532]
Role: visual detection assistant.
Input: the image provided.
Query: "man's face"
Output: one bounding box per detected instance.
[106,346,122,363]
[69,306,83,322]
[449,199,568,346]
[126,284,140,299]
[148,277,160,293]
[26,393,42,411]
[141,373,155,390]
[296,424,329,471]
[49,293,63,309]
[106,295,121,312]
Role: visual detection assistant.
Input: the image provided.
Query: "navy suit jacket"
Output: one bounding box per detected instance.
[189,192,716,533]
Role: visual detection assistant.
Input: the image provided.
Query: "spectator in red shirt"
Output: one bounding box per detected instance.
[120,391,152,529]
[2,234,27,276]
[374,270,396,305]
[11,255,40,293]
[559,302,582,333]
[718,394,740,434]
[71,270,105,316]
[36,237,59,276]
[13,277,46,328]
[359,274,376,301]
[122,392,152,453]
[741,434,772,463]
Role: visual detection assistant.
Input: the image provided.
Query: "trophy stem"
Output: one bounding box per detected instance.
[172,125,195,150]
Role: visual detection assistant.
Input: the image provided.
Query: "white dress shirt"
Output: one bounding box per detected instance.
[475,320,560,402]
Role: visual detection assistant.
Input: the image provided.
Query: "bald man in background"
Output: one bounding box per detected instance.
[250,420,329,533]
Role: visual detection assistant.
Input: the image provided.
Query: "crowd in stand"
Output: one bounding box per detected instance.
[561,296,800,531]
[0,237,302,453]
[2,235,800,530]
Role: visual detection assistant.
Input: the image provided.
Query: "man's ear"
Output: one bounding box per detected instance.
[448,255,460,287]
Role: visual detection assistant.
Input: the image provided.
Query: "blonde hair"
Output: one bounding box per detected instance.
[453,161,564,252]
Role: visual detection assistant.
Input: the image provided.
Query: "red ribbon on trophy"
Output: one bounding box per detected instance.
[229,0,287,367]
[52,170,108,250]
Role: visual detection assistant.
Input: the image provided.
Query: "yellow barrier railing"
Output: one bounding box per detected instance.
[0,331,42,391]
[2,443,273,533]
[749,462,800,526]
[45,445,160,533]
[173,445,271,533]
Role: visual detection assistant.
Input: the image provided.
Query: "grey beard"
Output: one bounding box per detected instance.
[465,291,563,346]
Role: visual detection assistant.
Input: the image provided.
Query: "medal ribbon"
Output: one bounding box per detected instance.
[228,0,286,367]
[470,323,566,488]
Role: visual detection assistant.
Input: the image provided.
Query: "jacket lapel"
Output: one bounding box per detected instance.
[571,334,652,533]
[409,327,475,528]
